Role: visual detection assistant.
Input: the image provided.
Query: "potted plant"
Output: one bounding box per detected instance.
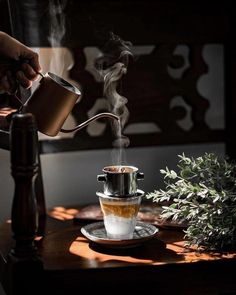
[146,153,236,251]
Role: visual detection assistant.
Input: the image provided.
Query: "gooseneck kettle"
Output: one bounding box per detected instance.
[22,71,119,136]
[1,58,119,136]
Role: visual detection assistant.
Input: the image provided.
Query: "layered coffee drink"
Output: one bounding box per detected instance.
[100,198,140,218]
[98,191,143,239]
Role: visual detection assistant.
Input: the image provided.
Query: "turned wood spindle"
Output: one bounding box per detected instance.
[10,112,39,257]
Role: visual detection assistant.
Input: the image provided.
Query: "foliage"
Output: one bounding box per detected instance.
[146,153,236,251]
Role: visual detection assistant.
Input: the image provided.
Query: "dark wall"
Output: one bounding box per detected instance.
[3,0,234,46]
[1,0,236,158]
[0,0,11,34]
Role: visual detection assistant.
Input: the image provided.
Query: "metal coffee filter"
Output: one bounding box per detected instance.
[97,165,144,197]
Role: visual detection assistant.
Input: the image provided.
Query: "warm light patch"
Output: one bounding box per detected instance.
[48,206,79,220]
[69,236,155,264]
[69,235,236,266]
[167,241,236,262]
[0,108,18,128]
[0,108,18,116]
[35,235,43,241]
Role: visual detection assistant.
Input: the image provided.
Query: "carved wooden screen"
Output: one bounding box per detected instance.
[68,43,223,146]
[2,0,236,158]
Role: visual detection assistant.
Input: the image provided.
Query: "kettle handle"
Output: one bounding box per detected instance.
[97,174,107,182]
[137,172,144,180]
[0,58,44,109]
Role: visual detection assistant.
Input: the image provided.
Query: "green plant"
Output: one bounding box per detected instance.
[146,153,236,251]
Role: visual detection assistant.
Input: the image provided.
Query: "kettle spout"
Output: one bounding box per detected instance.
[60,112,120,133]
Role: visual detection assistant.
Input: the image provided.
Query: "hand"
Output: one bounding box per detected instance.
[0,31,41,93]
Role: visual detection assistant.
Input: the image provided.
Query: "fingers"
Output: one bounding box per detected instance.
[0,70,18,94]
[10,59,41,90]
[22,49,41,74]
[15,57,41,89]
[0,65,38,92]
[0,75,11,93]
[18,50,42,88]
[21,63,40,81]
[16,71,32,89]
[29,52,41,74]
[0,71,34,92]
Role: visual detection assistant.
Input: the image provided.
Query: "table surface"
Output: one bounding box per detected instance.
[1,203,236,294]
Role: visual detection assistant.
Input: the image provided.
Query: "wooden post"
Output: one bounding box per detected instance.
[3,113,44,295]
[10,113,38,257]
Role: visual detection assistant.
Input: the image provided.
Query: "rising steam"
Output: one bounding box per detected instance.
[48,0,67,76]
[95,33,133,149]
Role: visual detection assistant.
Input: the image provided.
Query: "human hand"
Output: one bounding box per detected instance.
[0,31,41,93]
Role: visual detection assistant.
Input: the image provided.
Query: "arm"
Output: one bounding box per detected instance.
[0,31,41,93]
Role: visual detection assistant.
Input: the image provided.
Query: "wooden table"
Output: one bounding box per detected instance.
[1,204,236,295]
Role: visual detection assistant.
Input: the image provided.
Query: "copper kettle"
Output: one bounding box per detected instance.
[1,58,119,136]
[21,72,119,136]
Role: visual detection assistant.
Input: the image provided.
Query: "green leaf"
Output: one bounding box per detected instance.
[146,152,236,251]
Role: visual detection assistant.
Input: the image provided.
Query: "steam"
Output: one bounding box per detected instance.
[48,0,67,76]
[95,33,133,151]
[104,62,129,126]
[44,0,79,139]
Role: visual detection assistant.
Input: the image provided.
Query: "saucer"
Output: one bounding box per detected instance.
[81,221,158,248]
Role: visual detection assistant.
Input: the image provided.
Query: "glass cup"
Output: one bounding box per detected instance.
[97,190,143,239]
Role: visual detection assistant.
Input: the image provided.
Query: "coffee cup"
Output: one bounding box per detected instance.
[97,190,143,239]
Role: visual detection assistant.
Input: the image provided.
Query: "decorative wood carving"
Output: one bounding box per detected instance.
[65,42,223,148]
